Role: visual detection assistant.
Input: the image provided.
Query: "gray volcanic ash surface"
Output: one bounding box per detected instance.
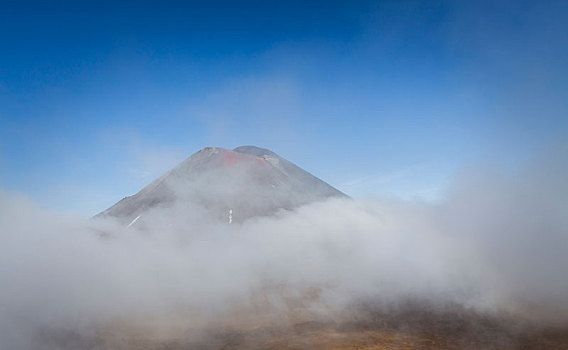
[97,145,346,224]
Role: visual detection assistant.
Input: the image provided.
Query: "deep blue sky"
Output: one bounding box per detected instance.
[1,0,567,214]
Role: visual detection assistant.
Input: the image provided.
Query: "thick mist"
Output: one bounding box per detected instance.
[0,147,567,349]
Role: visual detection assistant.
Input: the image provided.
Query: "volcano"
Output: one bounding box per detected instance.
[97,146,346,224]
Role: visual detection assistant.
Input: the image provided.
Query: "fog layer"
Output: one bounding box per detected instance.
[0,147,567,348]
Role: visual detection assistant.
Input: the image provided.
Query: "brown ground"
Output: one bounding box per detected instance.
[38,304,568,349]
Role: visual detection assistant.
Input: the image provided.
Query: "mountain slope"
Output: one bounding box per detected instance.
[97,146,346,224]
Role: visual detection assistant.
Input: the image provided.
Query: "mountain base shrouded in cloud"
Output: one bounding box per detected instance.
[1,146,568,349]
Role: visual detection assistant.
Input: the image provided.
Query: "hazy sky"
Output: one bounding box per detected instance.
[1,0,567,214]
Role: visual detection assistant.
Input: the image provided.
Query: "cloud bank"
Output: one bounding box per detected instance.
[0,146,567,348]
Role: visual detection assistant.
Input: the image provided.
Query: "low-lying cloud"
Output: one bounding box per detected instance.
[1,146,567,349]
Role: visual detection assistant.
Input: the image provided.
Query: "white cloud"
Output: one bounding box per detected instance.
[1,146,567,348]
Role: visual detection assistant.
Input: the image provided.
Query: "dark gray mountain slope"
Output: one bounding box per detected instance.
[97,146,347,224]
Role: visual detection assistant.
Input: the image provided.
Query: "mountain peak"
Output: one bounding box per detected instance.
[98,145,346,224]
[233,145,276,157]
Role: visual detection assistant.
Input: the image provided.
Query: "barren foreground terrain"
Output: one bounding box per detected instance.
[38,303,568,349]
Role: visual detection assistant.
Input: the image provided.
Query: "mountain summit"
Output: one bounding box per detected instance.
[97,146,346,224]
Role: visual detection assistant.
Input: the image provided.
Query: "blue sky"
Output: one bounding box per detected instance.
[1,0,567,214]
